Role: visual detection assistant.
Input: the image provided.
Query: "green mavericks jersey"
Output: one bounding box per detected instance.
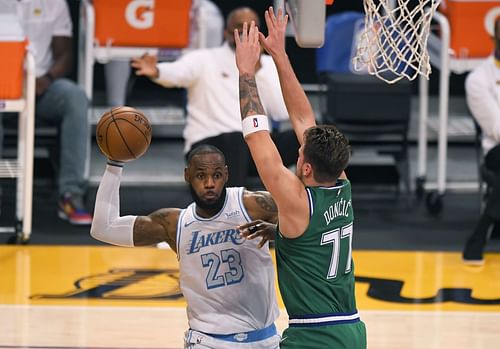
[276,179,358,317]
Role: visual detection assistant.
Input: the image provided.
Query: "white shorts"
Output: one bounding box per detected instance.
[184,323,280,349]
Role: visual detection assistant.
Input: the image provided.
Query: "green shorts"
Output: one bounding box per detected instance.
[279,320,366,349]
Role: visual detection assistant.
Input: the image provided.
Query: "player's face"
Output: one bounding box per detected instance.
[225,9,260,50]
[186,153,228,212]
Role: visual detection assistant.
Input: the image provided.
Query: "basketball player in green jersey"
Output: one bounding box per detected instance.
[234,6,367,349]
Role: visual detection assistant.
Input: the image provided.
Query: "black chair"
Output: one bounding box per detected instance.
[322,73,412,194]
[470,116,495,211]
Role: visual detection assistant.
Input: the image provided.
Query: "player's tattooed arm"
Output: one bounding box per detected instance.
[240,191,278,247]
[133,208,181,251]
[243,190,278,223]
[239,74,266,119]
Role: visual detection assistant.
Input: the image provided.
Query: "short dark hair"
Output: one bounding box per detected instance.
[187,144,226,165]
[226,7,260,29]
[303,125,350,182]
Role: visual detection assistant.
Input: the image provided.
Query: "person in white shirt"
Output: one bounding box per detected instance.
[90,144,280,348]
[463,16,500,265]
[131,7,299,187]
[0,0,91,225]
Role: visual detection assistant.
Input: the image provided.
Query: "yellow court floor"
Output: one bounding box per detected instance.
[0,245,499,348]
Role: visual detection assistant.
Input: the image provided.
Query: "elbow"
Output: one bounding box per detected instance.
[89,216,109,243]
[90,222,103,242]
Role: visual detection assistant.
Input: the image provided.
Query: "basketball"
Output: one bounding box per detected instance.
[95,106,152,162]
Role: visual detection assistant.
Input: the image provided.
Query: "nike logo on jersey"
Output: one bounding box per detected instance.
[184,220,196,227]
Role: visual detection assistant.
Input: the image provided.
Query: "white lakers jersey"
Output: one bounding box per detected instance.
[176,187,279,334]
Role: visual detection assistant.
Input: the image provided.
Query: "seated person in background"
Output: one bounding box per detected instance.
[131,6,299,187]
[0,0,91,225]
[91,144,281,347]
[463,16,500,265]
[103,0,224,107]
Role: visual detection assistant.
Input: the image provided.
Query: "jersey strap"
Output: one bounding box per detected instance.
[200,323,277,343]
[289,311,360,327]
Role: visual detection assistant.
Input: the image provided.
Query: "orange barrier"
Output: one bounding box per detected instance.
[0,40,27,99]
[440,0,500,57]
[94,0,192,48]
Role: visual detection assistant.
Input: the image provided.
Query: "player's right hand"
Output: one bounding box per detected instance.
[131,54,159,79]
[238,220,276,248]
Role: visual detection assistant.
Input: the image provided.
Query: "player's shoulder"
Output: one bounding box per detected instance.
[242,189,275,208]
[151,207,182,224]
[242,189,271,199]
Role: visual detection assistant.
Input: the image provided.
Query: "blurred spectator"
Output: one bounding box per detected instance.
[104,0,224,107]
[0,0,91,225]
[131,7,299,187]
[463,16,500,265]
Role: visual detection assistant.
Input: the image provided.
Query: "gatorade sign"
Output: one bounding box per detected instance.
[94,0,191,47]
[125,0,155,29]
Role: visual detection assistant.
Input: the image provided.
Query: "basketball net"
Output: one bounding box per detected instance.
[353,0,441,84]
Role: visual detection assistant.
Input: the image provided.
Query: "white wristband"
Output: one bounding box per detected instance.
[242,114,270,138]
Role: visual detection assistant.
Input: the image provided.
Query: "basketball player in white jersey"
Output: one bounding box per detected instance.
[90,144,280,349]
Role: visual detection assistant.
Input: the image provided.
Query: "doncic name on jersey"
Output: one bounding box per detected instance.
[188,229,244,254]
[323,197,351,226]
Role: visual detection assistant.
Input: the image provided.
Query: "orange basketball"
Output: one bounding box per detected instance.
[96,106,152,162]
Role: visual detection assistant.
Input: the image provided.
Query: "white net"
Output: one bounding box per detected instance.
[353,0,441,84]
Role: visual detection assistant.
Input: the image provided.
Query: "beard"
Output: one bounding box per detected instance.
[189,185,227,215]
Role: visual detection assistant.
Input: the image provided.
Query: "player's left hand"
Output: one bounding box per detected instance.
[235,20,261,76]
[238,219,276,248]
[259,6,288,58]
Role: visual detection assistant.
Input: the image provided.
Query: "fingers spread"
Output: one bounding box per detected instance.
[242,21,248,41]
[257,239,268,249]
[234,28,240,44]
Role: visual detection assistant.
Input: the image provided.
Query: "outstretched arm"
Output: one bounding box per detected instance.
[131,51,201,88]
[260,7,347,180]
[259,7,316,144]
[90,162,179,251]
[235,19,309,238]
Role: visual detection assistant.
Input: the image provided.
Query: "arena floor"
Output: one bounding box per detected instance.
[1,246,499,349]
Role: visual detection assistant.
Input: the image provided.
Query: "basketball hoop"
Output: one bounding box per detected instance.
[353,0,441,84]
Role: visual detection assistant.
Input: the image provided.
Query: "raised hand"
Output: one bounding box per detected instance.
[131,53,159,79]
[259,6,288,58]
[235,20,261,76]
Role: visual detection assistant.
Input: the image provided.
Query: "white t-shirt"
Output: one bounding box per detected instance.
[156,42,289,153]
[465,56,500,154]
[176,187,279,334]
[16,0,72,77]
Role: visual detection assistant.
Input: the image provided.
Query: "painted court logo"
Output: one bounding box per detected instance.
[31,268,182,300]
[30,271,500,304]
